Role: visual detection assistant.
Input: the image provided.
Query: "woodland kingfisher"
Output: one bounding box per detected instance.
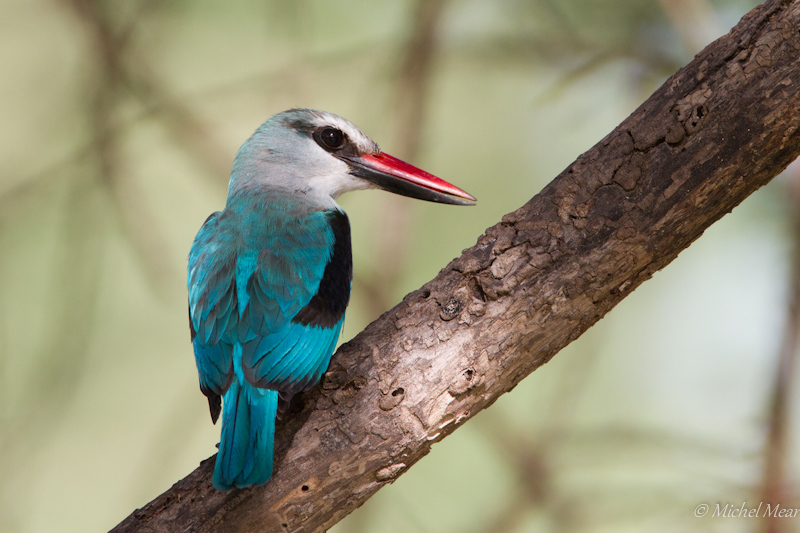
[187,108,476,490]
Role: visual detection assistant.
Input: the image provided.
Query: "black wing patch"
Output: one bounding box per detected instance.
[292,210,352,328]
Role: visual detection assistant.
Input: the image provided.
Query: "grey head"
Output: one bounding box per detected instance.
[227,108,476,209]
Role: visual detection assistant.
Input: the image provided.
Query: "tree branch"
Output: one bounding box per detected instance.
[112,1,800,531]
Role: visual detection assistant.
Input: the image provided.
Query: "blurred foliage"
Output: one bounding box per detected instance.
[2,0,798,532]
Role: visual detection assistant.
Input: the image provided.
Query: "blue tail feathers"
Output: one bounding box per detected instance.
[213,381,279,490]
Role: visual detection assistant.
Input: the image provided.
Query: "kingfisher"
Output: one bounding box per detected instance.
[188,108,475,490]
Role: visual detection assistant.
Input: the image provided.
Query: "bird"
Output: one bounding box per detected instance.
[187,108,476,490]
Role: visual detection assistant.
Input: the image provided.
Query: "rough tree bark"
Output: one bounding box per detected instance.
[112,1,800,531]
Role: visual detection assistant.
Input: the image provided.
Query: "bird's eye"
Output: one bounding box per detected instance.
[317,128,345,150]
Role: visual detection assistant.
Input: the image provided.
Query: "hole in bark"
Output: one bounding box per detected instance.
[301,485,309,492]
[421,288,431,298]
[463,369,475,381]
[469,277,486,302]
[696,106,705,118]
[282,523,289,528]
[392,387,405,397]
[687,105,708,133]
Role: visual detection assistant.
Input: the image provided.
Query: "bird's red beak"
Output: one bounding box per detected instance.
[338,152,476,206]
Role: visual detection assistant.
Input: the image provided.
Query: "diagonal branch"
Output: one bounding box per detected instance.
[112,1,800,531]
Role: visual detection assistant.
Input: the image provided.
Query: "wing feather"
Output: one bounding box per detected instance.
[188,213,237,403]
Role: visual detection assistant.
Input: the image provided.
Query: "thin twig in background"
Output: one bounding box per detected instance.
[657,0,723,53]
[0,0,132,475]
[0,172,106,527]
[359,0,448,318]
[761,161,800,533]
[66,0,179,293]
[477,337,602,533]
[0,0,132,489]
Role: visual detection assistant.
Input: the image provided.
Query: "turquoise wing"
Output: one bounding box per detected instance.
[240,209,352,393]
[188,206,351,417]
[188,213,238,420]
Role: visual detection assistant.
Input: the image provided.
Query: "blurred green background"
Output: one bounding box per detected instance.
[2,0,798,532]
